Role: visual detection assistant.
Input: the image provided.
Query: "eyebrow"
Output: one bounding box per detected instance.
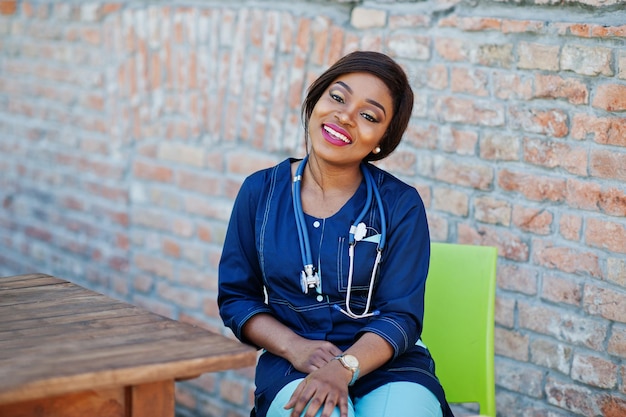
[335,81,387,117]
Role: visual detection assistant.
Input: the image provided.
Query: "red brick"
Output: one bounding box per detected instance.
[175,385,197,410]
[600,187,626,217]
[225,152,280,176]
[156,282,200,309]
[533,239,602,278]
[427,155,493,190]
[493,71,533,100]
[434,37,466,62]
[220,377,247,405]
[427,64,449,90]
[404,123,438,149]
[497,264,538,295]
[584,284,626,323]
[561,44,613,76]
[589,150,626,181]
[572,353,618,389]
[434,95,505,126]
[501,19,544,34]
[133,160,173,182]
[480,132,520,161]
[571,114,626,147]
[388,13,431,29]
[162,238,181,258]
[0,0,17,15]
[440,126,477,155]
[523,137,587,175]
[534,74,588,105]
[439,15,502,31]
[593,83,626,111]
[565,178,601,211]
[512,205,553,235]
[585,217,626,255]
[530,339,572,375]
[495,327,529,361]
[387,34,430,60]
[495,295,515,327]
[495,358,543,397]
[607,257,626,288]
[559,213,582,241]
[476,43,514,68]
[545,377,598,416]
[509,107,568,138]
[432,187,468,216]
[458,224,528,261]
[498,169,566,202]
[134,253,174,280]
[542,273,582,306]
[426,212,448,242]
[518,42,559,71]
[608,325,626,359]
[475,196,511,226]
[379,150,416,176]
[519,301,607,350]
[599,396,626,417]
[451,67,489,96]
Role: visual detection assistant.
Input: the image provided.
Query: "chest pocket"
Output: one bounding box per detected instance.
[336,235,382,294]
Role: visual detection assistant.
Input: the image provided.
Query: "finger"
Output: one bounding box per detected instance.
[302,395,324,417]
[319,396,339,417]
[283,378,308,410]
[288,381,316,417]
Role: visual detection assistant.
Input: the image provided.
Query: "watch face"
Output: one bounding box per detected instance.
[343,354,359,368]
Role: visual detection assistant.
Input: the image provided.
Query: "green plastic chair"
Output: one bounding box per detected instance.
[421,242,498,417]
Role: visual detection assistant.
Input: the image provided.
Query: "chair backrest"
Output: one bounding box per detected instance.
[421,242,498,417]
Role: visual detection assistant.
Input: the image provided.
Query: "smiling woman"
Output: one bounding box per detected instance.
[218,51,454,417]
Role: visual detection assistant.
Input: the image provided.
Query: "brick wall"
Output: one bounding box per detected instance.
[1,1,625,416]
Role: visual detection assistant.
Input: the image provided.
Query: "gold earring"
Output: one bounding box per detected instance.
[373,146,381,154]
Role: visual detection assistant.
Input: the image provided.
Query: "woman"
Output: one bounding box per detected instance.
[218,51,453,417]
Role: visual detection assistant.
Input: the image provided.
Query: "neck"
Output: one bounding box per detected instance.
[303,154,362,194]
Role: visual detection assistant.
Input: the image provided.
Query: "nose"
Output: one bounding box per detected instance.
[335,109,355,126]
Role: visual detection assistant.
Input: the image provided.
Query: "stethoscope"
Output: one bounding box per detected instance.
[292,155,387,319]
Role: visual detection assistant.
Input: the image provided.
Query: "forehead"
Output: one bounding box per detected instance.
[330,72,392,103]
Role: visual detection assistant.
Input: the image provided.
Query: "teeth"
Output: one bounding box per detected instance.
[324,125,350,143]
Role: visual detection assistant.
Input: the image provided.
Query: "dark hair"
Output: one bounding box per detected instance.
[301,51,414,162]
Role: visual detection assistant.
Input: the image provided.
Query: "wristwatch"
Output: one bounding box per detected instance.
[334,354,360,386]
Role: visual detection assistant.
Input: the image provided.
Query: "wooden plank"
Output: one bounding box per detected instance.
[0,386,126,417]
[0,315,201,354]
[0,295,131,323]
[0,283,95,307]
[0,312,164,344]
[129,381,175,417]
[0,305,148,332]
[0,335,256,403]
[0,274,67,288]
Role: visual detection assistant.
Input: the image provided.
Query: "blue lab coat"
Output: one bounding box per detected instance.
[218,158,453,417]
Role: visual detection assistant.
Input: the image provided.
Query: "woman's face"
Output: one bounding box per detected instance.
[308,72,393,166]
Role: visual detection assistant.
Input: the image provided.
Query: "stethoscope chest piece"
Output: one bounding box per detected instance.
[300,265,321,294]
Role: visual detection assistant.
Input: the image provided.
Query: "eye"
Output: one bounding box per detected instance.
[360,112,379,123]
[330,92,344,103]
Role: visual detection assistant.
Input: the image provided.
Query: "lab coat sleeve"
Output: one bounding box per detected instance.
[218,174,272,346]
[356,186,430,359]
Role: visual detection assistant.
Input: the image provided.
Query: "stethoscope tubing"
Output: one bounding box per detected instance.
[292,155,386,319]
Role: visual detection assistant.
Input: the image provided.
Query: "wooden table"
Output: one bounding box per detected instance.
[0,273,257,417]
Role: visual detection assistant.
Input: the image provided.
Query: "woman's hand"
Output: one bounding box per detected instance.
[284,358,352,417]
[286,339,343,374]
